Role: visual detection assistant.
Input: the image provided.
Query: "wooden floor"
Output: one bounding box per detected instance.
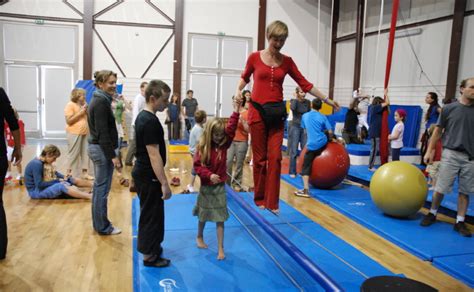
[0,142,471,291]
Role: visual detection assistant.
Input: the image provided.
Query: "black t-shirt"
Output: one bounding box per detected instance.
[344,108,359,133]
[132,110,166,182]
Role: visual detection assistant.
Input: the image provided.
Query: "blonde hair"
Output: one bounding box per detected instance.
[93,70,117,88]
[266,20,289,39]
[70,88,86,103]
[197,118,227,165]
[40,144,61,158]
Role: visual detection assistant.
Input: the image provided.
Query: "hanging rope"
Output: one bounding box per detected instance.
[371,0,385,97]
[359,0,369,91]
[380,0,400,165]
[328,0,334,98]
[316,0,321,83]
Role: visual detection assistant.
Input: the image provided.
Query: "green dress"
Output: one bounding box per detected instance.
[193,183,229,222]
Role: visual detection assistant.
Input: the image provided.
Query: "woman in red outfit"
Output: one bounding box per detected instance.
[235,20,339,213]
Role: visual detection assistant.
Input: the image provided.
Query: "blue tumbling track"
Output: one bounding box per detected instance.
[132,191,396,291]
[347,165,474,217]
[281,174,474,288]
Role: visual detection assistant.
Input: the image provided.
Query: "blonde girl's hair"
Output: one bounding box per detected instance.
[266,20,289,40]
[70,88,86,103]
[40,144,61,158]
[197,118,226,165]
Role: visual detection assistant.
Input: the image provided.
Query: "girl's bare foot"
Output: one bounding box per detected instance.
[258,205,265,210]
[217,249,225,260]
[196,237,208,249]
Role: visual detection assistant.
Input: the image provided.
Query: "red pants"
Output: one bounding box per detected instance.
[249,121,284,210]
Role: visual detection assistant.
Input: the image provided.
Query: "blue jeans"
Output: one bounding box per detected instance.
[184,117,196,140]
[28,182,69,199]
[369,138,380,168]
[88,144,114,234]
[288,124,307,175]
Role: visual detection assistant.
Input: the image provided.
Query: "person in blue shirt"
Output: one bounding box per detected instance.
[368,92,390,171]
[294,99,335,197]
[420,92,441,165]
[24,144,92,199]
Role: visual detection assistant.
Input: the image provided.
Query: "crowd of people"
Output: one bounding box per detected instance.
[1,20,473,269]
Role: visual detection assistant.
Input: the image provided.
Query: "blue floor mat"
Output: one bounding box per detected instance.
[281,174,474,261]
[347,165,474,217]
[133,191,396,291]
[433,254,474,288]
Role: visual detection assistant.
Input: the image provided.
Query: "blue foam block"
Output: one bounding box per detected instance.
[346,143,419,156]
[274,222,394,291]
[133,192,397,291]
[134,228,321,291]
[281,175,369,204]
[281,174,474,261]
[433,254,474,288]
[169,139,189,145]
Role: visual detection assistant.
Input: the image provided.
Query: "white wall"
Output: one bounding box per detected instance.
[267,0,333,98]
[1,0,472,117]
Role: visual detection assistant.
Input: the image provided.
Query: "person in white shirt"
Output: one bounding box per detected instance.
[388,109,406,161]
[125,81,148,166]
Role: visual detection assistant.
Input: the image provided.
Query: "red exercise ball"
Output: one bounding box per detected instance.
[296,142,350,189]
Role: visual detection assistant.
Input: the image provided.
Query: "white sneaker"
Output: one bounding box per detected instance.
[187,184,195,193]
[110,227,122,235]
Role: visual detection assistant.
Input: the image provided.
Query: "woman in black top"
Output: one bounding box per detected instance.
[342,98,363,144]
[132,80,172,267]
[166,93,181,140]
[87,70,121,235]
[0,88,22,259]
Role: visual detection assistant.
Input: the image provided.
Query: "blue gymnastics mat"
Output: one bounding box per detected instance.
[347,165,474,217]
[433,254,474,288]
[281,174,474,261]
[132,191,395,291]
[169,139,188,145]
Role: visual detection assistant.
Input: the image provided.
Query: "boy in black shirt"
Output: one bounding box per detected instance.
[132,80,172,267]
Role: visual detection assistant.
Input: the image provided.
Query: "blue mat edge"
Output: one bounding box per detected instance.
[281,174,432,261]
[132,198,140,292]
[433,258,474,288]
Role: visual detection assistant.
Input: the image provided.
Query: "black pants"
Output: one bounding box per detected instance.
[420,130,429,166]
[167,120,180,140]
[301,146,325,176]
[134,178,165,255]
[0,155,9,259]
[342,130,362,144]
[391,147,401,161]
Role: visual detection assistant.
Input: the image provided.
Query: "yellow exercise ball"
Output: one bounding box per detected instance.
[370,161,428,217]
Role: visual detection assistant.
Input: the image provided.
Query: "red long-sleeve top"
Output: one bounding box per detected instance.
[194,111,239,186]
[241,51,314,124]
[5,120,26,147]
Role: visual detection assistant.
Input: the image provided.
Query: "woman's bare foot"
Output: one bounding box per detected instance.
[196,237,208,249]
[217,249,225,260]
[258,205,265,210]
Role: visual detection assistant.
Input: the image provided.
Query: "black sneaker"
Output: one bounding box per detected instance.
[454,222,472,237]
[420,213,437,227]
[143,256,171,268]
